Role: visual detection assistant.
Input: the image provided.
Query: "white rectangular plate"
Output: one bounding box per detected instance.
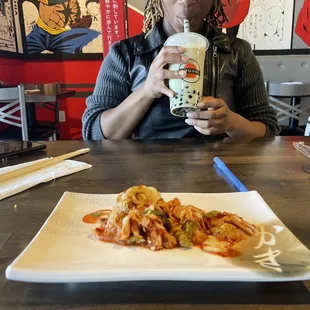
[6,191,310,283]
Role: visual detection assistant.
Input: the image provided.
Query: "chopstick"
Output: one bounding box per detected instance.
[0,148,90,183]
[213,157,249,192]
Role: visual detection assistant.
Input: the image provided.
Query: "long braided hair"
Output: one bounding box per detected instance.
[143,0,229,38]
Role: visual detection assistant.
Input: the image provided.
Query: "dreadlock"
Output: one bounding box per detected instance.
[143,0,229,38]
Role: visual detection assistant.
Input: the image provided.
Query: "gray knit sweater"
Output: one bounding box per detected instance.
[83,29,280,140]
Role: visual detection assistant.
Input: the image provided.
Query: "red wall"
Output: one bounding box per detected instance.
[128,8,143,37]
[0,58,25,85]
[0,58,25,132]
[0,58,102,139]
[24,60,102,139]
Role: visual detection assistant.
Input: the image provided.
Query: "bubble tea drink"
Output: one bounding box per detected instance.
[164,20,209,117]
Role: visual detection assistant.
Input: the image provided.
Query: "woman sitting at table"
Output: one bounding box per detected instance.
[82,0,280,140]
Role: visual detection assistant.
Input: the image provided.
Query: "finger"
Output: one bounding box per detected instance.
[159,46,185,55]
[185,117,224,129]
[156,83,174,98]
[193,126,224,136]
[155,53,189,67]
[185,118,210,129]
[186,110,211,120]
[187,107,227,120]
[161,69,187,80]
[197,97,225,110]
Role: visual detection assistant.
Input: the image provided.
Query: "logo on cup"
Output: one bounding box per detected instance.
[179,59,200,83]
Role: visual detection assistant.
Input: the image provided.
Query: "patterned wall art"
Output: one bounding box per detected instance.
[0,0,23,53]
[0,0,309,57]
[237,0,295,50]
[22,0,103,56]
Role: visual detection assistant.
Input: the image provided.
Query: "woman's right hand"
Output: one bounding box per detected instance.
[142,46,189,99]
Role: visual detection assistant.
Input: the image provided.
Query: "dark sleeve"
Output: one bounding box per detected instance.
[82,42,131,140]
[234,39,280,137]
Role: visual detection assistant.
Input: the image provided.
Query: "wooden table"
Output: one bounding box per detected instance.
[0,137,310,309]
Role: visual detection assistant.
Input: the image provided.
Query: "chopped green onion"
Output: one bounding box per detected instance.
[203,210,220,219]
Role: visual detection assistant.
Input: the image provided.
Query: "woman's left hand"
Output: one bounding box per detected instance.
[185,97,236,135]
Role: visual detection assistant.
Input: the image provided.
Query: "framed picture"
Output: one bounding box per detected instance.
[237,0,309,55]
[0,0,23,56]
[21,0,103,59]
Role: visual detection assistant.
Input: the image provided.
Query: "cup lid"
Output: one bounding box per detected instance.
[164,32,209,49]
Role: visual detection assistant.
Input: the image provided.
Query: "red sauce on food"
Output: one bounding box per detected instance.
[83,210,246,258]
[82,210,110,224]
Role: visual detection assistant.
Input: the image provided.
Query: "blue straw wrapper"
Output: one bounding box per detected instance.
[213,157,249,192]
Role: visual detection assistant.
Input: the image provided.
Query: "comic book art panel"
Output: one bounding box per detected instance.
[0,0,23,53]
[237,0,295,50]
[22,0,103,55]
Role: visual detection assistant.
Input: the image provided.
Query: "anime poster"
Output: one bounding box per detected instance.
[22,0,103,55]
[294,0,310,48]
[238,0,295,50]
[0,0,23,53]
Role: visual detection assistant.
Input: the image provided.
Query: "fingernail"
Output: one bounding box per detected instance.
[185,119,193,125]
[177,46,184,51]
[187,112,195,118]
[179,70,187,77]
[181,56,189,62]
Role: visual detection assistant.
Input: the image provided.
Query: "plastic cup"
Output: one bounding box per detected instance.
[164,31,209,117]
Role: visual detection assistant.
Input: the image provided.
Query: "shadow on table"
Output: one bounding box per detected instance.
[2,280,310,306]
[84,136,277,153]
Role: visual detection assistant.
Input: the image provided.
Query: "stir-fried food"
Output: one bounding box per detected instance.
[83,186,260,257]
